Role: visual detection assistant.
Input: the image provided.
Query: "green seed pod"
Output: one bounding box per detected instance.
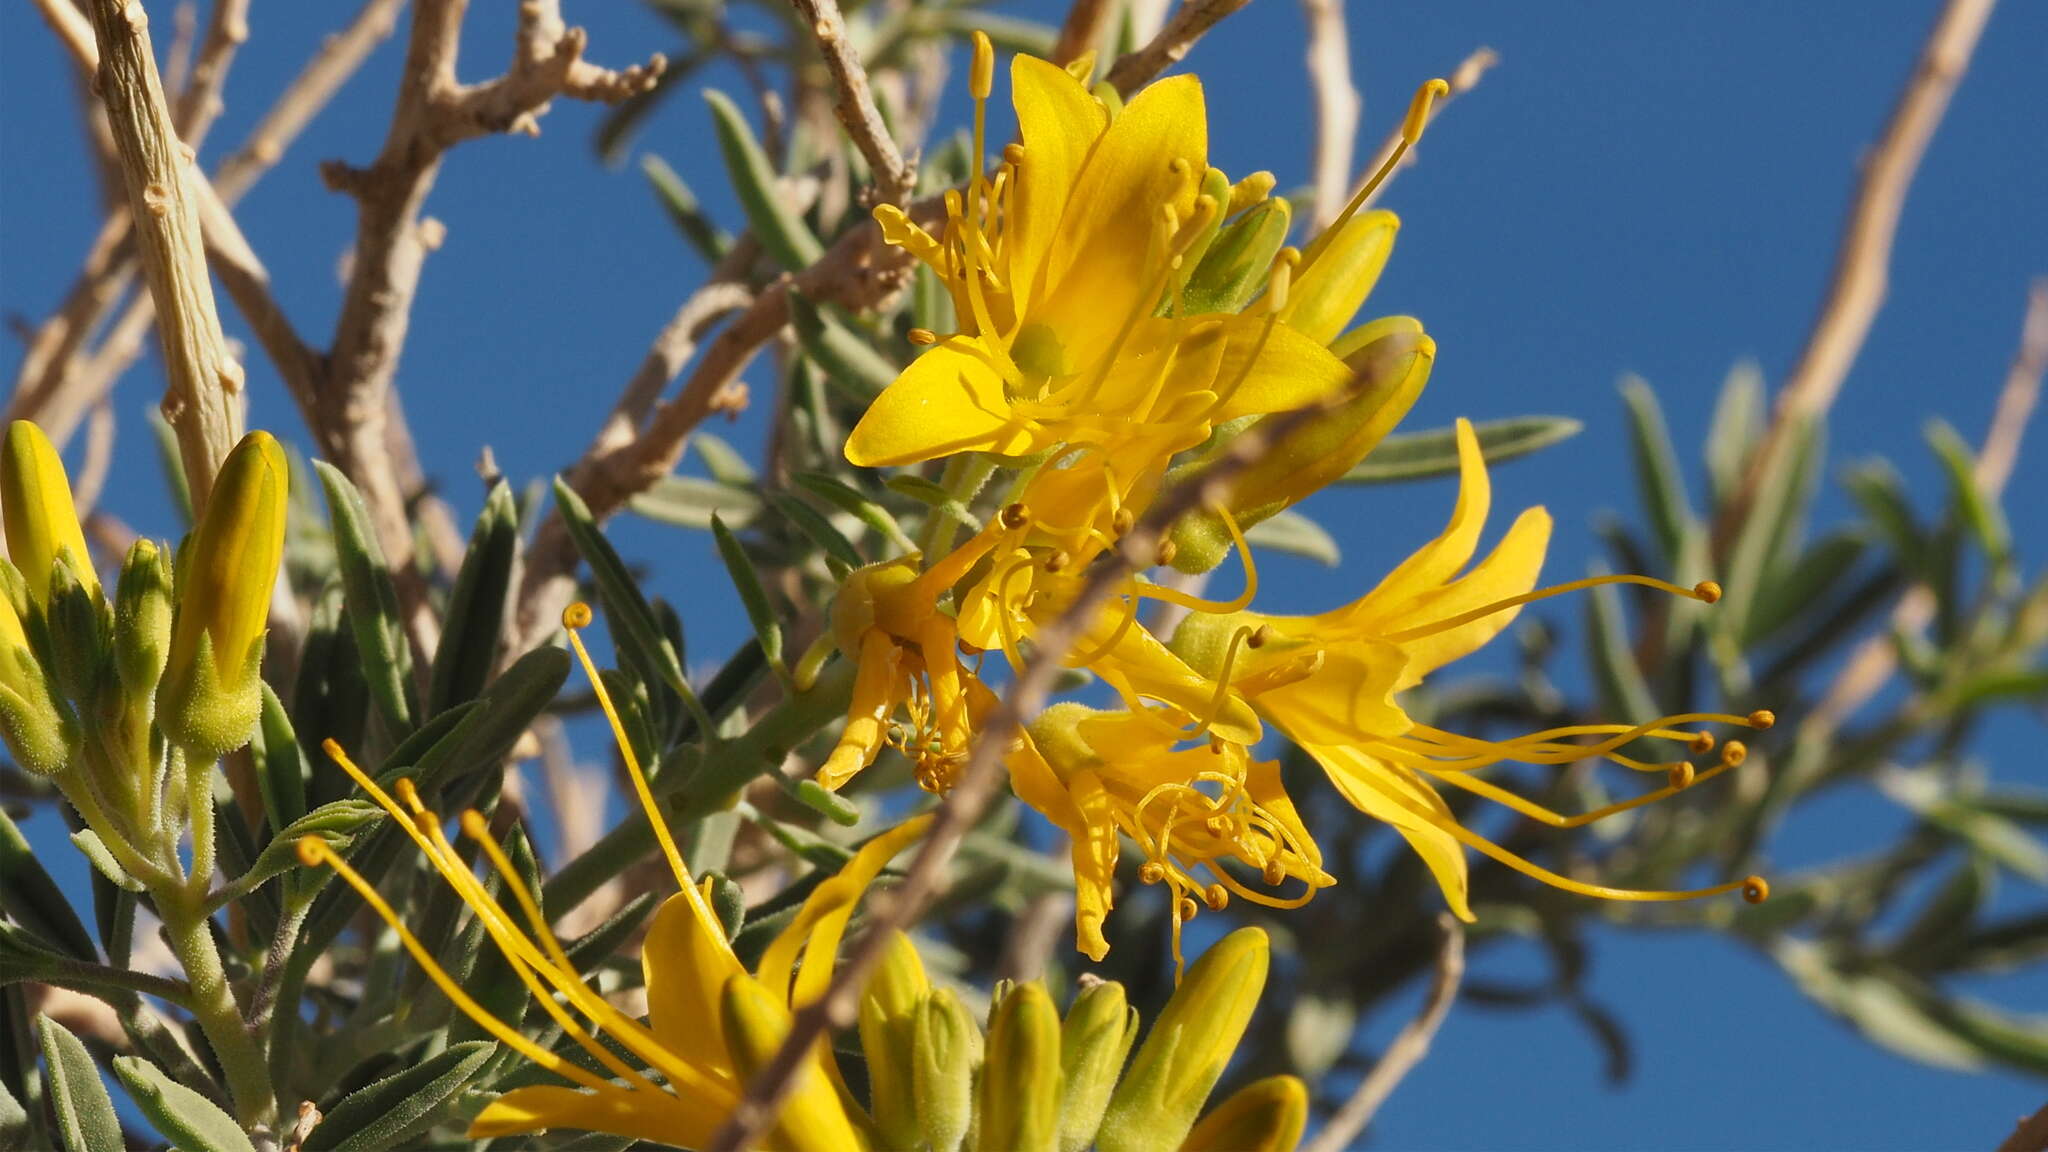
[1058,980,1140,1152]
[914,987,983,1152]
[975,982,1062,1152]
[157,432,287,762]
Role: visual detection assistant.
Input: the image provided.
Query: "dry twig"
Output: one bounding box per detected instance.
[1102,0,1252,96]
[1301,0,1360,229]
[790,0,914,205]
[1996,1100,2048,1152]
[170,0,249,148]
[1303,916,1466,1152]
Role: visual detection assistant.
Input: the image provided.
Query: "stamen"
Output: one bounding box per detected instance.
[1133,504,1258,613]
[563,604,694,894]
[1743,876,1770,903]
[1380,573,1724,645]
[1003,143,1025,165]
[1265,247,1301,314]
[969,30,994,100]
[1139,861,1166,884]
[1186,625,1256,740]
[1227,171,1276,215]
[1301,78,1450,273]
[1001,502,1032,530]
[908,327,939,346]
[1667,762,1696,789]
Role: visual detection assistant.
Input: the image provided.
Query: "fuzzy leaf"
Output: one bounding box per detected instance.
[0,809,97,962]
[429,480,518,716]
[37,1016,120,1152]
[1241,509,1340,566]
[1340,416,1583,484]
[314,461,418,737]
[629,475,764,530]
[705,89,822,270]
[302,1040,494,1152]
[113,1055,257,1152]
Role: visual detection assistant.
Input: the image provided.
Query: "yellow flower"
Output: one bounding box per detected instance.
[1,420,98,603]
[299,602,926,1151]
[845,35,1351,470]
[1172,420,1773,919]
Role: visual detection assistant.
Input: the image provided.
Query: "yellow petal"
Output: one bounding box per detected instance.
[720,972,871,1152]
[1067,767,1120,961]
[468,1083,723,1145]
[1281,210,1398,345]
[758,814,933,1009]
[1008,54,1110,308]
[1206,314,1354,424]
[1388,505,1551,687]
[1084,606,1262,745]
[1252,642,1408,747]
[1306,743,1472,920]
[642,892,745,1079]
[1,420,97,602]
[845,338,1035,467]
[1340,417,1490,615]
[1028,75,1206,368]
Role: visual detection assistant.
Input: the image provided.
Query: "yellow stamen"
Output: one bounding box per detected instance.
[562,604,695,894]
[1379,574,1722,645]
[1301,78,1449,273]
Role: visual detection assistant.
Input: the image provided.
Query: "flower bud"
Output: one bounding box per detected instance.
[1058,980,1140,1152]
[914,987,983,1152]
[0,590,73,775]
[157,431,287,761]
[1180,196,1292,316]
[718,972,866,1152]
[1097,927,1270,1152]
[113,540,173,701]
[975,982,1062,1152]
[43,562,109,708]
[860,931,931,1150]
[1,420,98,604]
[1179,1076,1308,1152]
[1169,322,1432,573]
[1280,210,1399,345]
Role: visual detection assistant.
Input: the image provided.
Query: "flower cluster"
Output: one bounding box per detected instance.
[821,37,1772,965]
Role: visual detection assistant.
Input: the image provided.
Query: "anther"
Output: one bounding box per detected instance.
[1720,740,1748,767]
[295,835,324,866]
[1667,762,1696,790]
[1155,539,1179,567]
[459,809,491,840]
[1248,624,1274,649]
[1741,876,1770,904]
[1205,815,1231,838]
[1111,507,1136,536]
[1043,550,1070,573]
[1001,502,1032,530]
[562,602,593,629]
[1747,710,1775,730]
[1178,896,1200,922]
[1138,861,1166,885]
[1689,731,1717,755]
[908,327,938,345]
[1204,884,1230,911]
[1262,860,1286,886]
[969,31,995,100]
[1003,143,1026,165]
[1693,581,1723,604]
[394,778,421,808]
[1401,78,1451,145]
[1265,247,1301,313]
[1208,735,1226,754]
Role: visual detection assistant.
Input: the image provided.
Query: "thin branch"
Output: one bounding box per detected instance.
[1808,279,2047,738]
[1304,916,1466,1152]
[789,0,914,205]
[1996,1100,2048,1152]
[72,402,117,516]
[1052,0,1112,66]
[84,0,247,510]
[1344,47,1497,212]
[171,0,250,149]
[1102,0,1253,97]
[1717,0,1996,548]
[1301,0,1359,230]
[706,355,1396,1151]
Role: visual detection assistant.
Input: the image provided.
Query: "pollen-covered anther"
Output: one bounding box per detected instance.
[1247,625,1274,649]
[1689,731,1717,756]
[1204,815,1232,838]
[1138,861,1167,885]
[1667,762,1696,790]
[1001,502,1032,530]
[907,327,938,346]
[1003,143,1025,165]
[295,835,325,866]
[1693,581,1723,604]
[1742,875,1770,904]
[1111,507,1136,536]
[1204,884,1230,911]
[1208,735,1226,754]
[1720,740,1748,768]
[1261,860,1287,886]
[562,601,594,629]
[1178,896,1200,922]
[1155,539,1179,567]
[1043,550,1070,573]
[1747,709,1776,730]
[969,30,994,99]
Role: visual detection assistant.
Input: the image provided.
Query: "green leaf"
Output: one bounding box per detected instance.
[1890,854,1993,971]
[301,1040,495,1152]
[1585,568,1660,724]
[629,474,764,530]
[36,1015,120,1152]
[1926,420,2012,570]
[409,647,572,794]
[252,682,309,834]
[1716,411,1823,643]
[113,1054,257,1152]
[712,515,787,682]
[1241,508,1340,565]
[640,151,731,262]
[555,478,690,713]
[794,472,915,553]
[0,1073,28,1150]
[560,891,661,971]
[1619,375,1696,569]
[1704,359,1763,512]
[1340,416,1583,484]
[429,480,518,716]
[692,433,757,485]
[0,809,97,962]
[1843,460,1923,566]
[790,293,900,399]
[69,830,143,893]
[765,490,864,576]
[704,89,823,270]
[1745,530,1869,644]
[314,461,418,737]
[293,587,370,798]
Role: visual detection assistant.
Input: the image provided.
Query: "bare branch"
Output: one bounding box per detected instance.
[1304,917,1466,1152]
[1103,0,1253,97]
[1996,1100,2048,1152]
[790,0,914,205]
[83,0,246,509]
[1301,0,1359,229]
[171,0,249,148]
[1345,47,1497,212]
[1718,0,1996,546]
[1053,0,1112,66]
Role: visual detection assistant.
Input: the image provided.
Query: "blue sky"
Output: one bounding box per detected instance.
[4,1,2045,1148]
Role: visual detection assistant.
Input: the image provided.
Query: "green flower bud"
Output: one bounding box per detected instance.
[0,590,73,776]
[43,562,109,708]
[114,540,174,701]
[158,432,287,761]
[1097,927,1271,1152]
[1,420,98,604]
[1169,321,1432,574]
[1180,1076,1308,1152]
[975,982,1062,1152]
[1180,196,1292,316]
[1280,210,1399,345]
[914,987,983,1152]
[860,931,931,1150]
[1059,980,1140,1152]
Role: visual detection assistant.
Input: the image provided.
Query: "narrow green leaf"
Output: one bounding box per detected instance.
[293,587,370,800]
[410,647,572,793]
[314,461,418,737]
[252,682,309,834]
[560,891,661,971]
[0,809,97,962]
[1926,420,2012,570]
[114,1054,257,1152]
[794,472,916,553]
[148,409,194,527]
[1890,854,1993,971]
[301,1040,494,1152]
[629,474,764,530]
[712,515,787,681]
[429,480,518,716]
[37,1015,120,1152]
[640,151,731,262]
[555,478,690,711]
[1717,412,1822,641]
[1340,416,1583,484]
[1585,570,1660,724]
[1704,359,1763,512]
[790,293,900,399]
[704,89,823,270]
[69,831,143,893]
[0,1073,28,1150]
[1745,530,1869,644]
[765,490,864,575]
[1241,508,1340,566]
[692,433,757,485]
[1843,460,1923,564]
[1620,375,1696,568]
